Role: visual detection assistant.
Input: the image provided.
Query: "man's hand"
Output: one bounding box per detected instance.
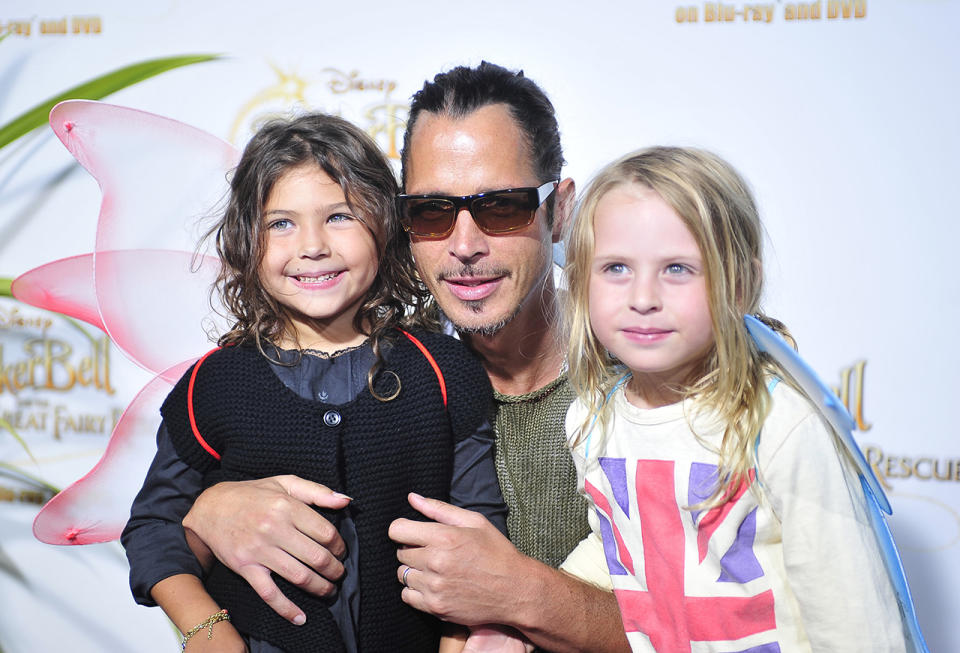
[388,492,530,626]
[390,492,630,653]
[182,475,350,625]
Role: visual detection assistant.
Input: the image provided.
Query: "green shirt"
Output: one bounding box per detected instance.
[493,374,590,568]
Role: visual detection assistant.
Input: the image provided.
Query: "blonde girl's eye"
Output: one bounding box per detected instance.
[603,262,629,275]
[665,262,693,275]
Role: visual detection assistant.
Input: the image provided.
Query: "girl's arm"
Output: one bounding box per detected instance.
[150,574,247,652]
[120,423,208,605]
[439,625,468,653]
[761,398,907,651]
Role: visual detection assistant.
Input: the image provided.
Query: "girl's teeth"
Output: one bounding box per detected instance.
[298,272,337,282]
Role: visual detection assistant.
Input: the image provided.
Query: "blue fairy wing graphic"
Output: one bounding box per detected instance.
[744,314,929,653]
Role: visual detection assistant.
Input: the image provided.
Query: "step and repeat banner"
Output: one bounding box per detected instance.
[1,1,957,651]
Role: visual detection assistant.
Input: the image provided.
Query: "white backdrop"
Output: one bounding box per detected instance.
[1,1,957,651]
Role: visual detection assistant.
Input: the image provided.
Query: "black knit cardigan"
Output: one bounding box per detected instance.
[162,331,491,652]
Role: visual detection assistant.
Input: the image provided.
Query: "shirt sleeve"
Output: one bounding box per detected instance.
[759,395,906,652]
[560,530,613,590]
[120,421,205,606]
[559,399,613,589]
[449,416,508,537]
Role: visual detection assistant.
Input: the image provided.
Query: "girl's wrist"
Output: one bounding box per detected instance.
[180,608,231,650]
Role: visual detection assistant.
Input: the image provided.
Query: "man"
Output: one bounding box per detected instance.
[181,62,628,652]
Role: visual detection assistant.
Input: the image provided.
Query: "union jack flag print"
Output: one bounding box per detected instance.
[587,457,781,652]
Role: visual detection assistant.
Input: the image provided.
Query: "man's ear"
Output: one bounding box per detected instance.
[551,177,576,244]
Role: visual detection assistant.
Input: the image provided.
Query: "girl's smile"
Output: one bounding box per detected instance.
[588,184,714,406]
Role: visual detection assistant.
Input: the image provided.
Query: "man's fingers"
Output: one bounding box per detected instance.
[242,566,307,626]
[284,498,348,562]
[407,492,486,528]
[273,475,352,511]
[282,529,345,585]
[397,564,416,589]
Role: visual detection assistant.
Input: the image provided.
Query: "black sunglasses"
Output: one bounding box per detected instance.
[397,180,559,238]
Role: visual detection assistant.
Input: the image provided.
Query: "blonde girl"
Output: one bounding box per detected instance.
[560,147,906,652]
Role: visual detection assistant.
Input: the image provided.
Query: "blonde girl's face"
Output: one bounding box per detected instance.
[588,184,714,402]
[258,163,378,350]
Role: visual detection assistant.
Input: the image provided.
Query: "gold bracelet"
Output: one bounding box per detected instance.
[180,608,230,650]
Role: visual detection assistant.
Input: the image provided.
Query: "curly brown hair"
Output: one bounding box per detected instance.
[210,112,438,397]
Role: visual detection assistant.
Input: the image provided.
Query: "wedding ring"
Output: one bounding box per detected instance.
[402,566,412,588]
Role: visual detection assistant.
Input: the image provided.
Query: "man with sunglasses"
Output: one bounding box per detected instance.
[179,62,628,652]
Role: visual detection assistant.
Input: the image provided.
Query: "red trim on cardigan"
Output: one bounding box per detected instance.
[399,330,447,407]
[187,346,223,460]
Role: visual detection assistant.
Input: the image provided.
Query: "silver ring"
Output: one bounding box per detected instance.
[401,566,412,588]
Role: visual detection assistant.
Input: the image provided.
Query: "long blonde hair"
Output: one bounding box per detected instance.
[564,146,791,506]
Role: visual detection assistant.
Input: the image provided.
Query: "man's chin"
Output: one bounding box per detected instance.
[440,303,519,338]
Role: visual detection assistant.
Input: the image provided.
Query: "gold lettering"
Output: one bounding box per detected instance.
[13,359,31,389]
[933,459,954,481]
[29,338,76,391]
[851,360,871,431]
[77,353,94,387]
[71,16,102,34]
[833,366,851,413]
[98,337,115,395]
[40,17,66,34]
[676,6,699,22]
[883,453,899,479]
[899,457,912,478]
[865,446,892,489]
[7,20,31,36]
[365,102,409,160]
[827,0,866,19]
[913,458,932,480]
[0,345,14,394]
[834,360,871,431]
[321,68,396,96]
[786,1,822,19]
[0,336,115,395]
[18,490,44,505]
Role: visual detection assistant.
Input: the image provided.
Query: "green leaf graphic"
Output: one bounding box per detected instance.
[0,54,220,150]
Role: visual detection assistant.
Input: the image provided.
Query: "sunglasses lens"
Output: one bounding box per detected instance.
[400,198,456,236]
[472,190,537,233]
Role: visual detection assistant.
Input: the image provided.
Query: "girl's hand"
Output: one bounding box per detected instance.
[183,620,249,653]
[463,625,534,653]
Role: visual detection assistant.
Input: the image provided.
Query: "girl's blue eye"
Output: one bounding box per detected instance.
[665,263,690,275]
[328,213,355,224]
[268,218,292,230]
[604,262,628,275]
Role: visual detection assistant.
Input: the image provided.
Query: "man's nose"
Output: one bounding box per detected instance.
[447,207,490,263]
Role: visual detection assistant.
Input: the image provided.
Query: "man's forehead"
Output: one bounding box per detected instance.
[403,106,537,194]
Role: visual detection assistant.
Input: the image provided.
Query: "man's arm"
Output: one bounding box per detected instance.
[389,493,629,653]
[182,475,351,625]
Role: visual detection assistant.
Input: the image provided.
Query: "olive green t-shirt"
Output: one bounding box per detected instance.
[493,374,590,568]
